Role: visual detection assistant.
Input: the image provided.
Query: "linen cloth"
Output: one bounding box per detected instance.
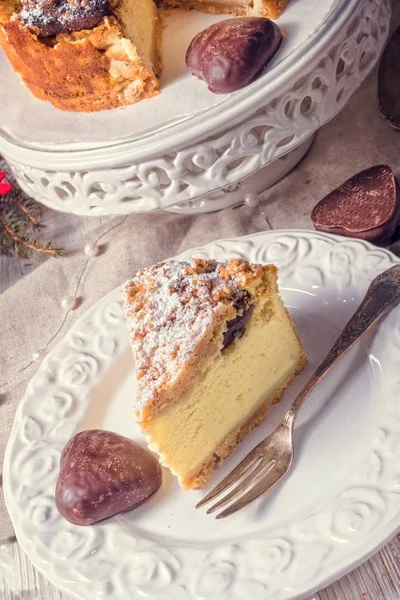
[1,4,400,542]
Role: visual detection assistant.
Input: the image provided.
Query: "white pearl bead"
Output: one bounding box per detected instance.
[244,191,260,208]
[33,348,46,362]
[61,295,77,311]
[84,242,98,257]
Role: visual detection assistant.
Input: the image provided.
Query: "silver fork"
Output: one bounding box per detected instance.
[196,265,400,519]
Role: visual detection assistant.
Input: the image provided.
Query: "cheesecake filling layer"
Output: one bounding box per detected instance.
[145,293,303,487]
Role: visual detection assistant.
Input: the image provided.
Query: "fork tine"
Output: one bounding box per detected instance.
[195,442,264,509]
[206,459,275,514]
[215,461,289,519]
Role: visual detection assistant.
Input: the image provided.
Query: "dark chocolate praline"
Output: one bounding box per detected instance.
[186,17,282,94]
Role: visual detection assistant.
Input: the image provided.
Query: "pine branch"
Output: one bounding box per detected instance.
[0,169,62,258]
[0,213,62,258]
[15,197,40,226]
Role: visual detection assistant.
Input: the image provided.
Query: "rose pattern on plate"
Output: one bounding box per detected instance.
[37,390,76,422]
[119,549,180,594]
[240,538,293,577]
[284,543,331,589]
[20,416,42,443]
[195,560,237,598]
[60,352,99,387]
[3,231,400,600]
[329,487,386,541]
[355,452,383,486]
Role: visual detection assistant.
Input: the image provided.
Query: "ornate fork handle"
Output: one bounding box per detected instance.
[284,265,400,427]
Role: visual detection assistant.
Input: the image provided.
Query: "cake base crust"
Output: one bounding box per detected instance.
[184,351,307,489]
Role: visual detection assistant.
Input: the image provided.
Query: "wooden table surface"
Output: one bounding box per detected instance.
[0,206,399,599]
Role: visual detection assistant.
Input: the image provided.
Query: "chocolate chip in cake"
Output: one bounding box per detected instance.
[19,0,112,37]
[223,303,254,349]
[379,25,400,130]
[311,165,399,243]
[185,17,282,94]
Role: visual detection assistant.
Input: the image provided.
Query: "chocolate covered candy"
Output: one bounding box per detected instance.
[379,25,400,130]
[56,430,162,525]
[311,165,399,242]
[185,17,282,94]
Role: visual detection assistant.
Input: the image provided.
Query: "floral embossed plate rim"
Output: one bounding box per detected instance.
[4,229,400,600]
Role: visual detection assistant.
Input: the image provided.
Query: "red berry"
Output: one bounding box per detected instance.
[0,172,12,195]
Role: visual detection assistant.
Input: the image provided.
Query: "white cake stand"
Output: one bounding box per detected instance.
[0,0,391,215]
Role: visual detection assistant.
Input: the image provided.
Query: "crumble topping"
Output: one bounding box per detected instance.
[121,258,263,419]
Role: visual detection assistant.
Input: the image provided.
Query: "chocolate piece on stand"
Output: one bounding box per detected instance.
[186,17,282,94]
[55,430,162,525]
[311,165,399,243]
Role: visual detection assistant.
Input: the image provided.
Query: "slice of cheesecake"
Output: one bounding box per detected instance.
[122,258,307,489]
[0,0,161,112]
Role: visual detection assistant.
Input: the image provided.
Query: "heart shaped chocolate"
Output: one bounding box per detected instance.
[55,430,162,525]
[311,165,399,242]
[186,17,282,94]
[379,25,400,130]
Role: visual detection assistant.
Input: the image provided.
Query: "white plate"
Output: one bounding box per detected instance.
[4,230,400,600]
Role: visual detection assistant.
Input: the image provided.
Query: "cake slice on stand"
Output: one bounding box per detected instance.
[0,0,289,111]
[0,0,161,112]
[122,258,307,489]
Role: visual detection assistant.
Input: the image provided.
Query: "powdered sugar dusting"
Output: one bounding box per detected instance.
[121,259,255,420]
